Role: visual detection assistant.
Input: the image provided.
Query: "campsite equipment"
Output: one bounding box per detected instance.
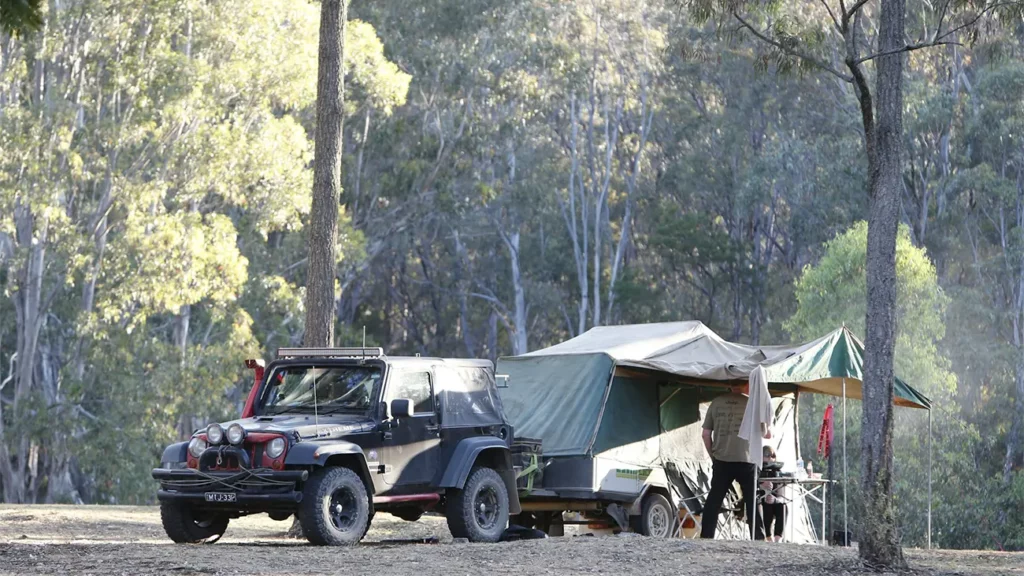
[497,321,931,543]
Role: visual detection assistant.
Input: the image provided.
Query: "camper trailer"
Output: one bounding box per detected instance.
[497,321,930,541]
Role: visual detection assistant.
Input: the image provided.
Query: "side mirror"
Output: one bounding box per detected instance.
[390,398,413,419]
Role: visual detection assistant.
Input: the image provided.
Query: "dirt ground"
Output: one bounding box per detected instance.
[0,505,1020,576]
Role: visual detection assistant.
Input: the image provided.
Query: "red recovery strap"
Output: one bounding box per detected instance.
[241,360,264,418]
[817,403,834,458]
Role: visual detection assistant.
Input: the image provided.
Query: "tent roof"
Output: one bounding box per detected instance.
[516,321,930,410]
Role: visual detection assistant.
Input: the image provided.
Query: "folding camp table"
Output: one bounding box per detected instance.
[761,476,832,545]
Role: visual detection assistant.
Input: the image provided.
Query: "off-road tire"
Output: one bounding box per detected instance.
[160,501,229,543]
[446,466,509,543]
[633,492,676,538]
[298,467,371,546]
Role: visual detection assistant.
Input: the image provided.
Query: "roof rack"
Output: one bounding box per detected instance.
[276,347,385,359]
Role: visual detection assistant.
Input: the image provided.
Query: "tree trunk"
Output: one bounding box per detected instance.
[1006,353,1024,483]
[1007,177,1024,483]
[2,204,49,503]
[173,304,190,360]
[290,0,349,537]
[504,230,528,355]
[487,309,499,366]
[303,0,349,349]
[858,0,907,567]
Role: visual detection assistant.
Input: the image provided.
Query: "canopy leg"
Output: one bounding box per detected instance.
[928,408,933,549]
[828,428,834,544]
[843,378,848,546]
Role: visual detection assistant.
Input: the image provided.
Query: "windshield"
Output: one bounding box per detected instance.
[262,365,382,415]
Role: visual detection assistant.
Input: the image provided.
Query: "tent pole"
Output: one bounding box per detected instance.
[843,378,848,546]
[928,408,933,550]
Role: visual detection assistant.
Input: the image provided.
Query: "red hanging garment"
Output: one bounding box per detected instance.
[817,403,834,458]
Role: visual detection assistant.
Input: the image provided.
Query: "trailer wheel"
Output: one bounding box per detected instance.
[635,492,676,538]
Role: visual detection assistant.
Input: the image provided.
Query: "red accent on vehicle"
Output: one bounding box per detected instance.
[373,493,441,504]
[190,430,287,469]
[241,359,265,418]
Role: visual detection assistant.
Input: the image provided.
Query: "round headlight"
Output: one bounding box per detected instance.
[188,437,207,458]
[206,423,225,445]
[266,437,286,459]
[226,423,246,445]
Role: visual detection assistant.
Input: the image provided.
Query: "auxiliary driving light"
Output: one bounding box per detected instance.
[206,423,225,445]
[226,423,246,445]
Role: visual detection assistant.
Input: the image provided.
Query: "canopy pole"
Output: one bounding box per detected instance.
[843,378,848,546]
[928,408,933,549]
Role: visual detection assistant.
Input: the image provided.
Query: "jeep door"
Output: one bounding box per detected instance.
[381,368,440,487]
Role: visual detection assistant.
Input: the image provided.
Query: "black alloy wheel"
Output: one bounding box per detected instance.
[446,466,509,543]
[328,486,358,532]
[298,466,371,546]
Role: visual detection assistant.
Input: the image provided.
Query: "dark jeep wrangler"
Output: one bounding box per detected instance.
[152,347,520,545]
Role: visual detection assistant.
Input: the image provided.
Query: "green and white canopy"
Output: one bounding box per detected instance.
[497,321,929,458]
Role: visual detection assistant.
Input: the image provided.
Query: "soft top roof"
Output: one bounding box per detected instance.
[387,357,504,429]
[386,357,493,370]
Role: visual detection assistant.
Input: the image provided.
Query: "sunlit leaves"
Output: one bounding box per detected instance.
[97,211,248,328]
[787,221,952,397]
[346,20,412,116]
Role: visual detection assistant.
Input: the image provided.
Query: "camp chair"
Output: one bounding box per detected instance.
[664,461,703,538]
[664,461,755,540]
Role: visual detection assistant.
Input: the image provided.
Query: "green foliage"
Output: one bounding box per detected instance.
[346,20,412,116]
[787,221,954,396]
[0,0,401,504]
[0,0,43,36]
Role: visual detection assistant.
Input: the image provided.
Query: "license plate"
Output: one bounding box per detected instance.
[204,492,237,503]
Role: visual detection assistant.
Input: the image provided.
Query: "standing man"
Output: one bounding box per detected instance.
[700,382,770,539]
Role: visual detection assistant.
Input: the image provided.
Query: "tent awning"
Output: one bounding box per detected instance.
[509,321,930,409]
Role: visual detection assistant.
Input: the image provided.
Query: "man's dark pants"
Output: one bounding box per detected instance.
[700,458,764,539]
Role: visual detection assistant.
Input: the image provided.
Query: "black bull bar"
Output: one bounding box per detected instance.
[152,468,308,506]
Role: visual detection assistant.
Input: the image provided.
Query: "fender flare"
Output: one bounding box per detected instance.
[161,441,189,465]
[284,441,375,494]
[284,440,365,466]
[439,437,521,515]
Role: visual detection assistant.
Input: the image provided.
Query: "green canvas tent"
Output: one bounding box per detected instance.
[499,321,928,458]
[497,321,932,544]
